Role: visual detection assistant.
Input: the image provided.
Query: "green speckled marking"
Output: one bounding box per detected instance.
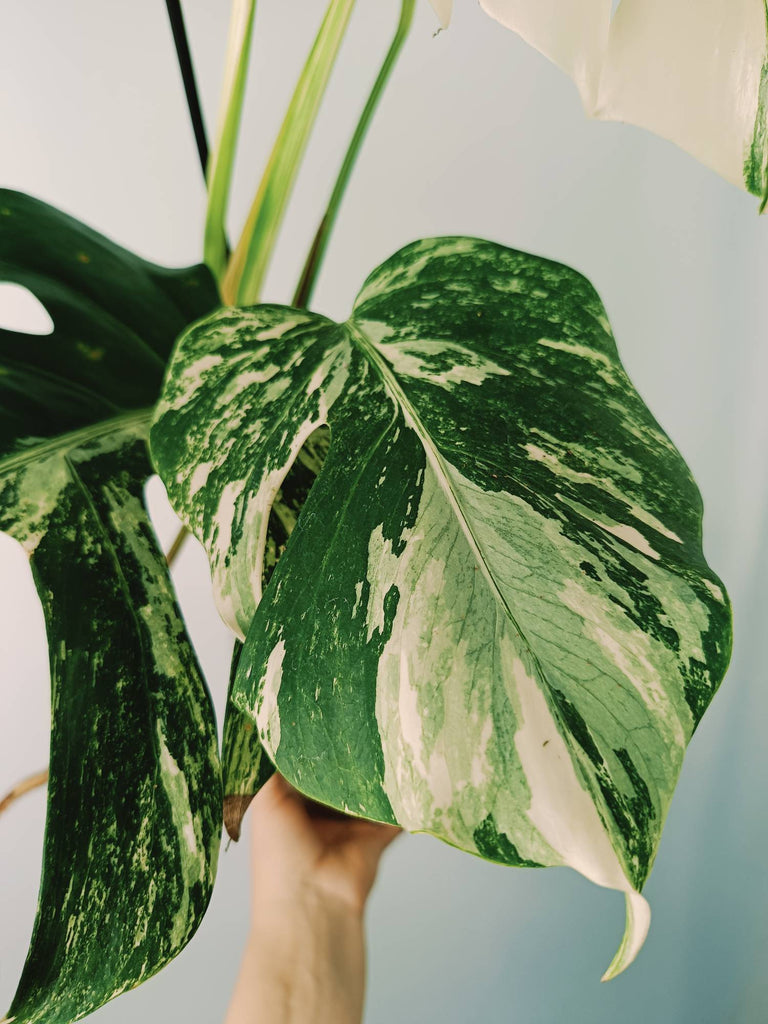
[4,434,221,1024]
[152,236,731,977]
[0,189,221,1023]
[474,814,543,868]
[744,5,768,203]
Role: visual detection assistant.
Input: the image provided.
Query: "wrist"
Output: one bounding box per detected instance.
[252,851,375,921]
[244,883,366,1024]
[251,877,365,943]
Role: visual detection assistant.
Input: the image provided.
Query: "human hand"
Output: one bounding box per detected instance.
[224,773,401,1024]
[249,772,401,918]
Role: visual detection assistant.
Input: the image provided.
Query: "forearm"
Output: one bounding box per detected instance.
[224,888,366,1024]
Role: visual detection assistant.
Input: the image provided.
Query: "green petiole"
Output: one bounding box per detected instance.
[293,0,417,309]
[222,0,357,306]
[204,0,258,282]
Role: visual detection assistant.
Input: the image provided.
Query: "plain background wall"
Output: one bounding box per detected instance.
[1,2,767,1022]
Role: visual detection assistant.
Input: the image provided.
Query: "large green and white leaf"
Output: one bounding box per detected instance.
[0,190,221,1022]
[432,0,768,202]
[151,236,732,978]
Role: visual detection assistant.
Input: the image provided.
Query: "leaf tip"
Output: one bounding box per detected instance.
[601,890,651,983]
[223,793,255,842]
[428,0,452,30]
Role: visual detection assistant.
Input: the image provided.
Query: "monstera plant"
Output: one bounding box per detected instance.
[2,0,757,1020]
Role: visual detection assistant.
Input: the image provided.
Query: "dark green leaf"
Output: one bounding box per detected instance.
[0,190,221,1022]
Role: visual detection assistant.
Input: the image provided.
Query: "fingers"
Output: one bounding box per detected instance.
[353,819,402,854]
[263,773,402,838]
[257,770,295,806]
[254,772,404,868]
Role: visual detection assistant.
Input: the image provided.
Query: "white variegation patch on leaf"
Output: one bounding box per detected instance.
[151,235,731,978]
[431,0,768,202]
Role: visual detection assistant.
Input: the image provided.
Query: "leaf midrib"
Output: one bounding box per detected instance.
[0,409,152,477]
[345,317,640,880]
[346,318,542,671]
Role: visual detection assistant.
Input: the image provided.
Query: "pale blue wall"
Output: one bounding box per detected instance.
[1,3,766,1022]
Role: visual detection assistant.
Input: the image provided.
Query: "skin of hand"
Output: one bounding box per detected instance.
[224,773,401,1024]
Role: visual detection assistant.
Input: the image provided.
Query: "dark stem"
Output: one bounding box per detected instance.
[165,0,209,181]
[293,214,329,309]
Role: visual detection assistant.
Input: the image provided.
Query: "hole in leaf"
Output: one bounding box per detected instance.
[262,424,330,590]
[144,474,184,555]
[0,283,54,335]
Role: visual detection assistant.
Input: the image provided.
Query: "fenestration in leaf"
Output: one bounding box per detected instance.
[0,189,222,1023]
[151,235,732,979]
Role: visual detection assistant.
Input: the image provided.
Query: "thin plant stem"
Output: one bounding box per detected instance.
[294,0,416,309]
[165,525,189,567]
[165,0,231,261]
[223,0,358,306]
[205,0,257,280]
[0,769,48,819]
[165,0,210,180]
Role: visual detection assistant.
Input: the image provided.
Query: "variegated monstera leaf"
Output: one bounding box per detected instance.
[151,236,731,978]
[0,190,221,1024]
[430,0,768,205]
